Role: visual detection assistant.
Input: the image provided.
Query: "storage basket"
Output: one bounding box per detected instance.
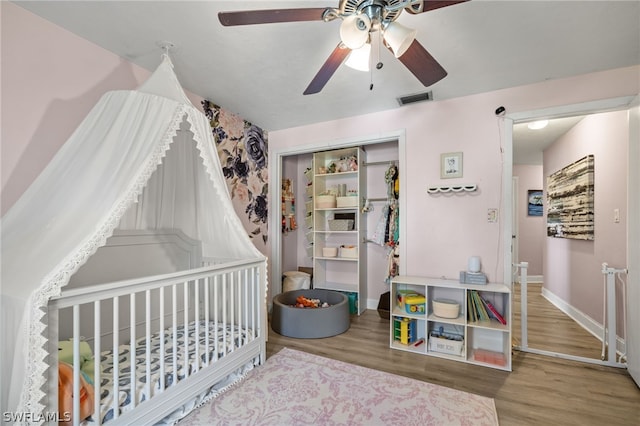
[322,247,338,257]
[336,196,358,208]
[339,245,358,258]
[316,195,336,208]
[428,330,464,356]
[328,219,354,231]
[432,299,460,319]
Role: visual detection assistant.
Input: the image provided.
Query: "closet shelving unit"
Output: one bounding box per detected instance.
[390,275,512,371]
[312,147,367,314]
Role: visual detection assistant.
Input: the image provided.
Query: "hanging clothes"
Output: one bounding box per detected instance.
[373,164,400,247]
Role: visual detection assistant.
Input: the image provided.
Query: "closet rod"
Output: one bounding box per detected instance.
[363,160,397,167]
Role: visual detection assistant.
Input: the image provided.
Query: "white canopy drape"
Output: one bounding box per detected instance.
[0,55,265,418]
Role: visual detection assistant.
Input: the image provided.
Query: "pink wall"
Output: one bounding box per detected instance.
[513,165,544,276]
[544,111,628,325]
[1,2,203,215]
[270,67,639,284]
[3,2,639,288]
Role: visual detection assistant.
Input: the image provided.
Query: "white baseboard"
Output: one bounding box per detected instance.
[541,287,626,355]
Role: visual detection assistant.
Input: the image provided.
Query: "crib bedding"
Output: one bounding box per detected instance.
[83,320,255,424]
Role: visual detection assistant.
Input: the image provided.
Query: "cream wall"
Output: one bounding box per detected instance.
[513,165,544,276]
[3,0,639,288]
[543,111,628,330]
[270,66,640,284]
[0,2,204,216]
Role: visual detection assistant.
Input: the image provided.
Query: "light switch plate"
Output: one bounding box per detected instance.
[487,208,499,223]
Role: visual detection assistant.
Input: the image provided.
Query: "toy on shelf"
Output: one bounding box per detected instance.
[393,317,419,345]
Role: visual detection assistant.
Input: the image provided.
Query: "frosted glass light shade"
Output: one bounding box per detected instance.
[345,43,371,72]
[340,14,371,49]
[384,21,417,58]
[527,120,549,130]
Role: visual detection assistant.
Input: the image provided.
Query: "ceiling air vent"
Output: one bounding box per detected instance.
[397,91,433,106]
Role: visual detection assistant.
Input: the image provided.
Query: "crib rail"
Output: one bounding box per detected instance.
[47,257,266,425]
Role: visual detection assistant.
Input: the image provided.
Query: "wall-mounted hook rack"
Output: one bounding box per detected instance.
[426,184,477,194]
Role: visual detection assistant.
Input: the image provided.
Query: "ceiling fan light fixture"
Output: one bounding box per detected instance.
[384,21,417,58]
[340,14,371,49]
[345,43,371,72]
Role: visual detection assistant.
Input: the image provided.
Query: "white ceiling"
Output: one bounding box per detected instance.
[513,115,585,165]
[13,0,640,163]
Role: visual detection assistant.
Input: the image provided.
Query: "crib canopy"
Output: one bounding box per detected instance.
[0,55,265,417]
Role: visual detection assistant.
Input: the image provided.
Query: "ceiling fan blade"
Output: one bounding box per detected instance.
[304,43,351,95]
[218,8,328,26]
[405,0,470,15]
[395,40,447,87]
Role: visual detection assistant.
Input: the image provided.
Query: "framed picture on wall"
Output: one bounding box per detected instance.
[528,190,543,216]
[440,152,463,179]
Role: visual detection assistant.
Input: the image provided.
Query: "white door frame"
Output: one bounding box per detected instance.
[626,96,639,385]
[503,95,638,373]
[269,130,407,304]
[511,176,519,285]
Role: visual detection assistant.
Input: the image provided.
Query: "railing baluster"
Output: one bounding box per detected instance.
[204,276,210,366]
[183,281,189,378]
[214,274,219,361]
[94,301,102,425]
[73,305,80,426]
[243,268,249,344]
[172,284,178,387]
[252,266,257,340]
[113,296,119,420]
[159,286,165,392]
[195,277,200,372]
[145,290,151,399]
[222,273,227,355]
[130,292,136,408]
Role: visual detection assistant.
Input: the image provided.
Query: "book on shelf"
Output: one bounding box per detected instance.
[468,291,478,321]
[472,291,490,321]
[481,296,507,325]
[467,290,506,325]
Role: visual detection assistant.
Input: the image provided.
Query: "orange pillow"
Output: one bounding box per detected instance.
[58,362,95,424]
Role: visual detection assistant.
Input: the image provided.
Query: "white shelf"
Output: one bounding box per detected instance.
[315,256,358,262]
[312,147,367,314]
[390,275,512,371]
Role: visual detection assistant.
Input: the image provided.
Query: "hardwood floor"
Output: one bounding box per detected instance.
[267,292,640,425]
[512,282,604,360]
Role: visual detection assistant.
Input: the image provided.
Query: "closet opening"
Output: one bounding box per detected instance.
[505,96,637,375]
[269,131,407,315]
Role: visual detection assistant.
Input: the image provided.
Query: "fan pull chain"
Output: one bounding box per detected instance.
[370,32,383,91]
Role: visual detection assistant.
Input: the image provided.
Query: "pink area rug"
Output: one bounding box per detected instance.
[179,347,498,426]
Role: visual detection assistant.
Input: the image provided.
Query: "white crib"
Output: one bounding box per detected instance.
[44,230,267,425]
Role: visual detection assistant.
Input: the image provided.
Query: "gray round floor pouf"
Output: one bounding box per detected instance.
[271,289,350,338]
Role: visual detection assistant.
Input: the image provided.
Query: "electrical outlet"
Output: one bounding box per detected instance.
[614,208,620,223]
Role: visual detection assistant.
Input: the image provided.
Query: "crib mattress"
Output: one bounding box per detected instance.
[86,320,253,424]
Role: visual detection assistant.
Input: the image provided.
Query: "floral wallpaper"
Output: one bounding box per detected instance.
[202,100,269,248]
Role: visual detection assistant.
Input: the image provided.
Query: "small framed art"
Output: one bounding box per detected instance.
[440,152,463,179]
[527,190,543,216]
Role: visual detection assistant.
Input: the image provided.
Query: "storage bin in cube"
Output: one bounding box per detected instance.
[396,290,423,310]
[404,295,426,314]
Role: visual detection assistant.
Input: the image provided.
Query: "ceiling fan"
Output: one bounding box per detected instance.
[219,0,469,95]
